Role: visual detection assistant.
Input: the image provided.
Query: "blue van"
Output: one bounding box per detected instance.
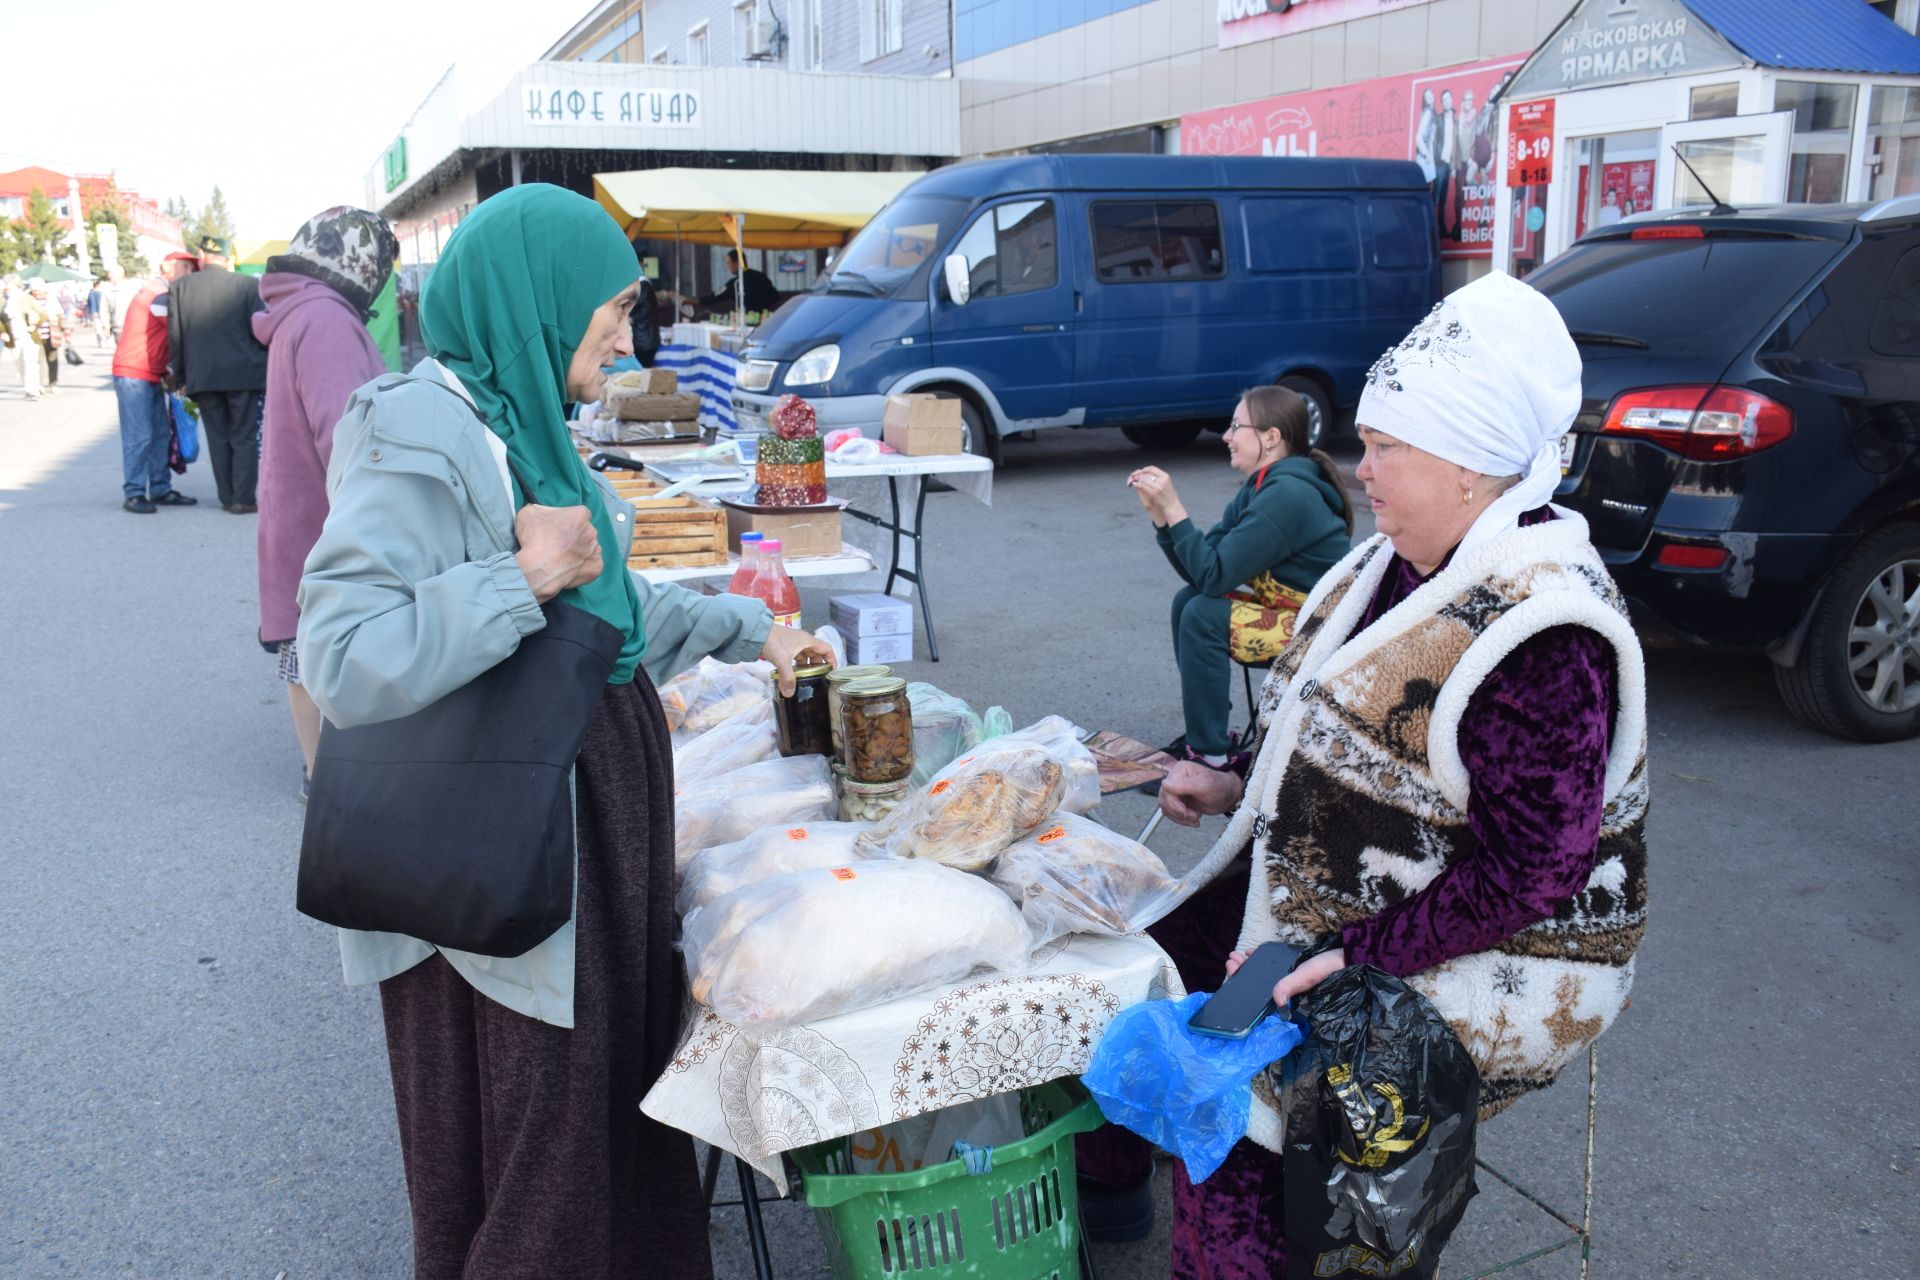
[730,154,1439,459]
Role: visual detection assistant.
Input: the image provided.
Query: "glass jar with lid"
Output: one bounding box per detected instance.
[838,676,914,783]
[774,662,834,758]
[824,664,893,760]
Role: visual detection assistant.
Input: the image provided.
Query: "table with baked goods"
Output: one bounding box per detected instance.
[601,443,995,661]
[642,931,1181,1183]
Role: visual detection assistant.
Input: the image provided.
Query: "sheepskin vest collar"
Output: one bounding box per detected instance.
[1187,512,1650,1150]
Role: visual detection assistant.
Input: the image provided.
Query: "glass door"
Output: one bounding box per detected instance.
[1656,113,1793,210]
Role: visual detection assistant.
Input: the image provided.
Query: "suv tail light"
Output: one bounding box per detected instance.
[1630,225,1705,240]
[1600,385,1794,460]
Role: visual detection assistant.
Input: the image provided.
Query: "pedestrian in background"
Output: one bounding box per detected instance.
[629,265,661,368]
[29,281,65,392]
[87,278,110,347]
[251,206,398,794]
[167,234,268,513]
[3,276,42,401]
[114,253,202,514]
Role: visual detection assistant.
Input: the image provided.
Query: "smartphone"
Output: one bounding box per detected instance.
[1188,941,1302,1039]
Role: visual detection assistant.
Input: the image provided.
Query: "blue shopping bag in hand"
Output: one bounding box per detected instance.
[170,395,200,465]
[1081,991,1304,1182]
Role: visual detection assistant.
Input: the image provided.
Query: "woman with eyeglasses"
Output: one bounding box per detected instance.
[1128,385,1353,771]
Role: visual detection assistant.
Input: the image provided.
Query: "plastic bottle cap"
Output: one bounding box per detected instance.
[762,539,782,551]
[740,531,764,542]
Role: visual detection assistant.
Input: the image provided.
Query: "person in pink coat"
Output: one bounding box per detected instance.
[252,207,399,797]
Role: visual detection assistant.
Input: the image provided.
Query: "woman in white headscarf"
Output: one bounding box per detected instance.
[1153,271,1650,1279]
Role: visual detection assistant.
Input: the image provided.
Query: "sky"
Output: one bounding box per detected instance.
[0,0,570,240]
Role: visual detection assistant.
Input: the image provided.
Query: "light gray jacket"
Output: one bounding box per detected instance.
[296,360,771,1026]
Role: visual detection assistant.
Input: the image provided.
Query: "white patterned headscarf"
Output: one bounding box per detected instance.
[1355,271,1582,559]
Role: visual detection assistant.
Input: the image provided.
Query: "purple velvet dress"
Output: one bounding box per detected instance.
[1160,512,1619,1279]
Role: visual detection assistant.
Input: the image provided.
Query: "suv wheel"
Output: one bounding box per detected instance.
[1775,524,1920,742]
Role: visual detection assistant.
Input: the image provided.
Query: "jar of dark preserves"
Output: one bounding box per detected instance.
[774,663,834,758]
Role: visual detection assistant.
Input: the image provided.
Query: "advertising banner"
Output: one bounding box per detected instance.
[1217,0,1437,50]
[1179,55,1526,258]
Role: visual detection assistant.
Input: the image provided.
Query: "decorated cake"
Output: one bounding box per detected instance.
[758,395,828,505]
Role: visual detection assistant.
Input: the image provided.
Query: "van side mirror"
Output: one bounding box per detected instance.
[943,254,971,306]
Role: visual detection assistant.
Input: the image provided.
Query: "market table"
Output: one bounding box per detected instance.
[642,931,1182,1184]
[614,450,996,661]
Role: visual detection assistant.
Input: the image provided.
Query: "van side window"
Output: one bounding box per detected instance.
[1869,246,1920,358]
[1241,198,1361,273]
[1090,202,1225,282]
[1368,198,1432,270]
[950,200,1059,299]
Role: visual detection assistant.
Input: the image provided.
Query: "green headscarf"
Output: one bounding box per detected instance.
[418,185,646,683]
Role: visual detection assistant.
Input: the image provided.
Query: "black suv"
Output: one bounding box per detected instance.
[1530,201,1920,741]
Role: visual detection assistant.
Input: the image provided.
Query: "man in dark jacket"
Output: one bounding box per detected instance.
[629,271,661,367]
[696,250,781,316]
[168,235,268,512]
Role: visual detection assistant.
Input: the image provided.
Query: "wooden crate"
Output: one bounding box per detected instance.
[626,493,727,569]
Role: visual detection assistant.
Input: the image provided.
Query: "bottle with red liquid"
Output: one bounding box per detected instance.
[750,538,802,629]
[728,531,765,596]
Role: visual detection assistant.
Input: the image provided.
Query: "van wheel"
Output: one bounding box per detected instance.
[1121,423,1203,449]
[1277,376,1332,450]
[1774,523,1920,742]
[929,390,999,464]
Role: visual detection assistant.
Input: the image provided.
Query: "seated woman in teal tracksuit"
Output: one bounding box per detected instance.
[1129,385,1354,766]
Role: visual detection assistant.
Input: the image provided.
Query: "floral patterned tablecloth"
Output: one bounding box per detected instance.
[642,933,1183,1182]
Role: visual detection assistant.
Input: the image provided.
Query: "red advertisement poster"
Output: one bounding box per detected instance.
[1574,159,1655,238]
[1506,98,1555,187]
[1179,55,1525,259]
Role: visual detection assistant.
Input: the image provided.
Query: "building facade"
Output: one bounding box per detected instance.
[0,166,186,278]
[954,0,1920,289]
[547,0,953,77]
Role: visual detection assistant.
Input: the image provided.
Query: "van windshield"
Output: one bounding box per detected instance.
[818,195,966,299]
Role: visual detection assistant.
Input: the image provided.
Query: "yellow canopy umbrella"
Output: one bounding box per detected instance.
[591,167,921,250]
[234,238,292,277]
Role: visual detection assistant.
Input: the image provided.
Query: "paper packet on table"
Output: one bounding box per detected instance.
[674,754,835,871]
[658,657,773,739]
[855,716,1099,871]
[681,859,1031,1027]
[676,820,870,916]
[991,812,1183,942]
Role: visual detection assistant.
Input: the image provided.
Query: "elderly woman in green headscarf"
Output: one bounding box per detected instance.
[297,186,824,1278]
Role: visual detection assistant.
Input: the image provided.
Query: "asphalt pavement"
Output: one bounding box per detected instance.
[2,355,1915,1279]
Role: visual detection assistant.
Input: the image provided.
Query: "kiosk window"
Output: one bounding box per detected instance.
[1091,202,1224,282]
[950,200,1058,298]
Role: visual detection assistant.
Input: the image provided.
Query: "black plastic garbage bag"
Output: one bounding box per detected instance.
[1276,964,1479,1280]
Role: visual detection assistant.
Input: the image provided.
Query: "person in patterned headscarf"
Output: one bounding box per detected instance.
[251,206,399,794]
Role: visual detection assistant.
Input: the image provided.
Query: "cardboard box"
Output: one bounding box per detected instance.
[848,631,913,665]
[726,506,843,559]
[613,392,703,422]
[830,592,914,637]
[882,394,964,456]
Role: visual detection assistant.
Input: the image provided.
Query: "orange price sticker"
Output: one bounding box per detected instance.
[1036,826,1068,844]
[930,780,952,795]
[830,867,858,881]
[786,829,810,840]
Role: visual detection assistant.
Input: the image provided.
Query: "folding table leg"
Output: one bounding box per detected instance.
[701,1145,723,1206]
[735,1156,777,1280]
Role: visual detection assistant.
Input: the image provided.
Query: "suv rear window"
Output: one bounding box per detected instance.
[1528,234,1846,358]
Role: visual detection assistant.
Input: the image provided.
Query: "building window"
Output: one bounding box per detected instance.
[1090,202,1225,282]
[803,0,826,70]
[687,22,710,67]
[1868,84,1920,199]
[949,200,1059,298]
[861,0,903,62]
[1689,83,1739,121]
[733,0,760,61]
[651,47,670,64]
[1775,80,1859,203]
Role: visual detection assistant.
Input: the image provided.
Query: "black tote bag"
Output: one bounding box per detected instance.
[297,597,623,956]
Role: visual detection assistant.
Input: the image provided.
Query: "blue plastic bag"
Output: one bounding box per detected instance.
[1081,991,1305,1182]
[170,395,200,464]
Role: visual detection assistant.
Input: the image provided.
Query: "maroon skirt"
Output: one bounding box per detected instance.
[378,676,712,1280]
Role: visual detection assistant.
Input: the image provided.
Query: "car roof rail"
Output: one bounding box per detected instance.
[1860,195,1920,222]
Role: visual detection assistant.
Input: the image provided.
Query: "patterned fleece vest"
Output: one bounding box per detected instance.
[1183,512,1650,1152]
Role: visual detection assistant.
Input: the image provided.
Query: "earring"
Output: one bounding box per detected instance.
[1462,487,1474,505]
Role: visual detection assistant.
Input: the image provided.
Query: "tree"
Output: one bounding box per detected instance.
[164,195,192,222]
[83,183,151,279]
[189,185,237,249]
[5,188,74,272]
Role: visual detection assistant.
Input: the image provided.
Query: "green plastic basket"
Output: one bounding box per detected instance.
[792,1080,1105,1280]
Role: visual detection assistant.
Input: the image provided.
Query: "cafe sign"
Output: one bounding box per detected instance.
[1504,0,1743,98]
[383,137,408,193]
[522,84,703,128]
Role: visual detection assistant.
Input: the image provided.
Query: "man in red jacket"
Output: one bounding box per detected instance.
[114,251,200,513]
